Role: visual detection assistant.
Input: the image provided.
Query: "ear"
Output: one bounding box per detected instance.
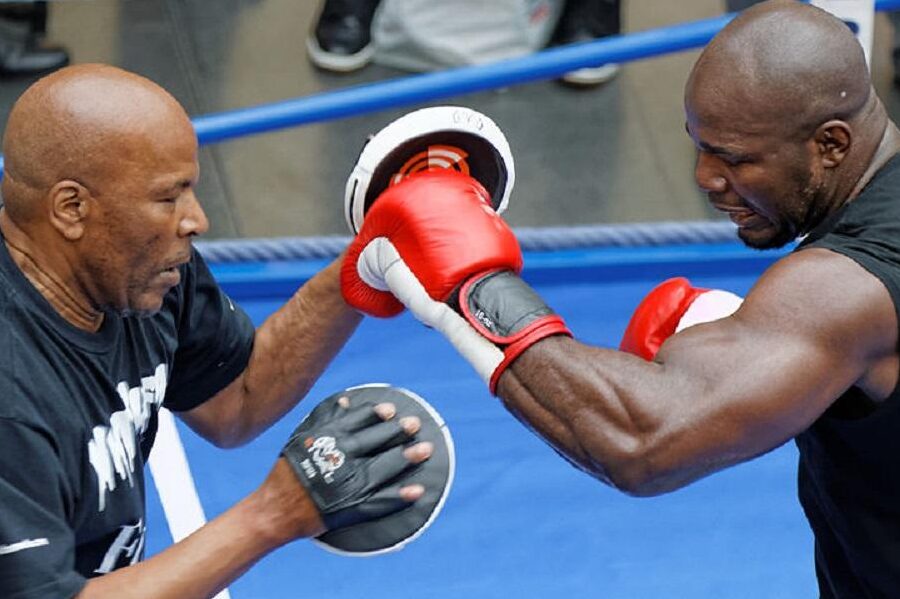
[814,120,852,168]
[48,180,91,241]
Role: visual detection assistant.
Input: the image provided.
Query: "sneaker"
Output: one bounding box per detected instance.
[550,0,621,87]
[559,63,619,87]
[0,7,68,78]
[307,0,381,73]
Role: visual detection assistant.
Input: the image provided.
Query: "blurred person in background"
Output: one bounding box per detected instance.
[0,1,68,77]
[306,0,622,87]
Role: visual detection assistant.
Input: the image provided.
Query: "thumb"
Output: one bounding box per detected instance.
[357,237,400,291]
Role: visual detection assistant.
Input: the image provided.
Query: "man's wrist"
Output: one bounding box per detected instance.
[451,270,572,392]
[247,459,326,547]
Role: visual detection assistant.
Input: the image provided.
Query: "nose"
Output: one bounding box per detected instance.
[694,151,728,194]
[178,189,210,237]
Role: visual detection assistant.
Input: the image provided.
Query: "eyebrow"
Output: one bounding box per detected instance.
[684,122,749,160]
[152,178,194,195]
[698,140,736,156]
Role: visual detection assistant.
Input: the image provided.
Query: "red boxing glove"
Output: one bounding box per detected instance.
[620,277,743,360]
[341,169,571,392]
[341,170,523,317]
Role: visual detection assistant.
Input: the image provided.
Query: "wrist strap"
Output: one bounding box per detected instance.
[454,270,572,392]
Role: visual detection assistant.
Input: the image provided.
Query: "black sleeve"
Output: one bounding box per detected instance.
[164,250,256,412]
[0,418,85,599]
[804,234,900,331]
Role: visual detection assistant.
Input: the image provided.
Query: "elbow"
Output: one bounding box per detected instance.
[201,430,243,450]
[591,437,683,498]
[196,418,259,449]
[190,382,264,449]
[206,434,246,450]
[606,464,671,498]
[205,425,260,449]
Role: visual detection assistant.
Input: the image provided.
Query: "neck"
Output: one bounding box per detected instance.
[846,120,900,201]
[0,212,104,332]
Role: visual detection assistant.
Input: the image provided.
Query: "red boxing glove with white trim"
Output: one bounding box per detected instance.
[341,169,572,392]
[620,277,744,360]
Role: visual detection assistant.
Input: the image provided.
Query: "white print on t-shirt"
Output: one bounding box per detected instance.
[87,364,168,512]
[0,538,49,556]
[94,519,145,574]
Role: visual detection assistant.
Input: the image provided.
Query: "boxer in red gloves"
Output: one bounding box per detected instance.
[345,4,900,595]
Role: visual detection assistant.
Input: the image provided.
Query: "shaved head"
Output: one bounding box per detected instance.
[681,0,894,250]
[687,0,872,139]
[0,64,206,320]
[1,64,194,225]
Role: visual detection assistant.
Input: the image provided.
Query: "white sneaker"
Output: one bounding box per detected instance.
[560,63,620,87]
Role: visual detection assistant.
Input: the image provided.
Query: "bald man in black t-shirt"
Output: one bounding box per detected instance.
[0,64,434,598]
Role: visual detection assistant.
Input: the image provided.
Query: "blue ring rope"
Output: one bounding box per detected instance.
[188,0,900,144]
[2,0,899,168]
[3,1,897,259]
[194,220,739,263]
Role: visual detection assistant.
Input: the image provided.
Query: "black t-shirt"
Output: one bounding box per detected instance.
[0,238,255,599]
[795,153,900,598]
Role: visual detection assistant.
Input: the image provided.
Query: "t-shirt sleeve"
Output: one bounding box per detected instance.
[163,250,255,412]
[0,418,85,599]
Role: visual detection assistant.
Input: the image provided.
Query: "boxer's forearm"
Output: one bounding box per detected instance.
[496,336,643,488]
[496,335,725,496]
[185,257,363,447]
[76,461,322,599]
[497,300,852,497]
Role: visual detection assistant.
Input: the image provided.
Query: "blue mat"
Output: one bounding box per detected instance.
[145,244,815,598]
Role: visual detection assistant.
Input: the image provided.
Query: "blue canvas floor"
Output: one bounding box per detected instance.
[145,247,815,598]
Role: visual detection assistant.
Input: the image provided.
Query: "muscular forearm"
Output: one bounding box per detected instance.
[495,336,731,496]
[496,310,836,496]
[240,258,362,439]
[77,461,322,599]
[497,337,640,488]
[194,257,363,447]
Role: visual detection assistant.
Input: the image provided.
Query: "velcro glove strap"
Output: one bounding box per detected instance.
[361,240,571,394]
[453,270,572,391]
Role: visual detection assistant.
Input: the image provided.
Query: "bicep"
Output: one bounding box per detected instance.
[655,311,848,468]
[651,249,897,474]
[501,249,897,493]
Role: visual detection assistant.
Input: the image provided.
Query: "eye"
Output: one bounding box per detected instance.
[722,155,749,167]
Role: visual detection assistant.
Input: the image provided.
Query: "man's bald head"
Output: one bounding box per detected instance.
[687,0,872,139]
[683,1,896,250]
[1,64,195,224]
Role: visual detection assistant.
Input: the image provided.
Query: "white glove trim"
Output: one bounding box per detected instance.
[356,238,504,384]
[675,289,743,332]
